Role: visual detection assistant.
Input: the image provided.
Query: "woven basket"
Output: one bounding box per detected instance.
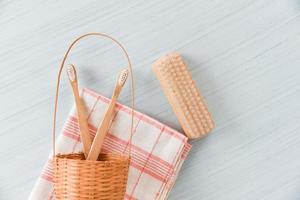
[54,153,130,199]
[51,33,135,200]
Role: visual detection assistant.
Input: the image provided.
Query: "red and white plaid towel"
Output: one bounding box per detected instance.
[29,88,191,200]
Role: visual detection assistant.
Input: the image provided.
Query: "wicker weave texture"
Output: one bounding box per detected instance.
[54,153,130,200]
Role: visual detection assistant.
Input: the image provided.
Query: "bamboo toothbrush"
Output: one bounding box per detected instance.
[66,64,92,158]
[87,68,129,160]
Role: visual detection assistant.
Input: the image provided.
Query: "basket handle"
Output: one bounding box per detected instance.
[52,32,135,159]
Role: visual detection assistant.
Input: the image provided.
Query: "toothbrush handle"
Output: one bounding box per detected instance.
[87,89,120,160]
[72,83,92,158]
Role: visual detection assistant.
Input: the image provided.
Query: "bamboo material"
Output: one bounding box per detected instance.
[87,69,129,161]
[152,53,214,139]
[66,64,92,158]
[52,33,135,200]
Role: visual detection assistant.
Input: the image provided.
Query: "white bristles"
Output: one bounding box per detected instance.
[66,64,77,82]
[118,68,129,86]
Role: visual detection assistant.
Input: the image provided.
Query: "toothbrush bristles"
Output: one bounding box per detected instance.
[118,68,129,86]
[67,64,77,82]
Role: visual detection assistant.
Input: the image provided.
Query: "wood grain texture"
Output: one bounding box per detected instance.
[0,0,300,199]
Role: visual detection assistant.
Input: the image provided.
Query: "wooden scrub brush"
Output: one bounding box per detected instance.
[152,53,214,139]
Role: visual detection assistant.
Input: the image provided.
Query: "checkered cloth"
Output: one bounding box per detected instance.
[29,88,191,200]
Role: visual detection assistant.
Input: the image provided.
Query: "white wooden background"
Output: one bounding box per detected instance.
[1,0,300,199]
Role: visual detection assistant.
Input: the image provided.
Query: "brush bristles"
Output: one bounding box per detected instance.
[152,53,214,139]
[118,68,129,86]
[66,64,77,82]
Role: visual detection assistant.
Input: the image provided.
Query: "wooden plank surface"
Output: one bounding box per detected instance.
[1,0,300,199]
